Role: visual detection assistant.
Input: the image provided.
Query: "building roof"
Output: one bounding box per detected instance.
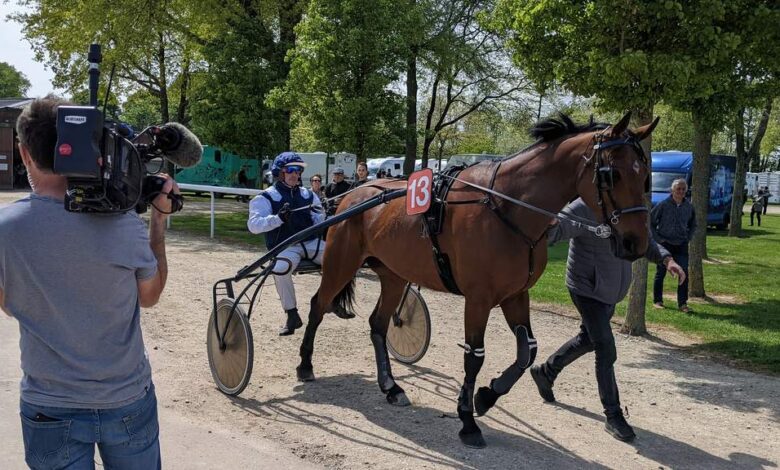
[0,98,33,109]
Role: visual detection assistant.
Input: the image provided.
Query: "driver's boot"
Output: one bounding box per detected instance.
[279,308,303,336]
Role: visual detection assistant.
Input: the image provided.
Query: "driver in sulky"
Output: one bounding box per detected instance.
[248,152,355,336]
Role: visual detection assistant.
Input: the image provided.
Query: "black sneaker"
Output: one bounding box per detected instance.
[605,413,636,442]
[279,309,303,336]
[529,365,556,402]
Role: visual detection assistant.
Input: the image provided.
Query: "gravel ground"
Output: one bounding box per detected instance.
[1,189,778,469]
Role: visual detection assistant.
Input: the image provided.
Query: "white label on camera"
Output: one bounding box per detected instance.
[64,116,87,125]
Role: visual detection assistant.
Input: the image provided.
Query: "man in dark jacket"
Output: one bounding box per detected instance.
[530,198,685,442]
[324,167,351,215]
[650,178,696,312]
[761,186,771,215]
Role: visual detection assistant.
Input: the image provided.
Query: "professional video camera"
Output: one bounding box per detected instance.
[53,44,202,213]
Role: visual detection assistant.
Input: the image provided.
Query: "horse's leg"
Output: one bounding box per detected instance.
[296,229,364,382]
[368,268,411,406]
[456,298,491,448]
[474,291,536,417]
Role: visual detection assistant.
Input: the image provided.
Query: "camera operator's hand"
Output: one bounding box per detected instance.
[152,174,181,219]
[278,202,292,223]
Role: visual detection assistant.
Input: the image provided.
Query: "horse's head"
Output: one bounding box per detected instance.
[576,112,660,261]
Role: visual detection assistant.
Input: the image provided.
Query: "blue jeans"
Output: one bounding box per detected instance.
[539,292,622,416]
[653,241,689,307]
[19,383,160,470]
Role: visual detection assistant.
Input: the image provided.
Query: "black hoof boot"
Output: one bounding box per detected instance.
[458,409,486,448]
[296,365,316,382]
[385,384,411,406]
[474,386,499,417]
[458,429,486,449]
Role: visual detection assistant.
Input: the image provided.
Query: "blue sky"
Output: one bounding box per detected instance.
[0,5,57,97]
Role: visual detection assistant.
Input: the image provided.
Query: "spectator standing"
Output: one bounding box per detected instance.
[750,196,763,226]
[650,178,696,313]
[324,167,351,215]
[761,186,771,215]
[350,161,369,189]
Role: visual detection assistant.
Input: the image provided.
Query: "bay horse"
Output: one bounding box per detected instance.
[297,112,658,448]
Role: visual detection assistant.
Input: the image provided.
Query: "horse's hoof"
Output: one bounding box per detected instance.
[386,391,411,407]
[458,430,486,449]
[474,386,499,417]
[296,366,316,382]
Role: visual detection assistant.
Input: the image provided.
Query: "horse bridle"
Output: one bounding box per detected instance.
[586,133,650,227]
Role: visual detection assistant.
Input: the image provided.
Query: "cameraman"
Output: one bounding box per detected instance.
[0,96,178,469]
[248,152,354,336]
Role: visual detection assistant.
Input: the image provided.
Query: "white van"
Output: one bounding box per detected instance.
[367,158,405,180]
[414,159,446,172]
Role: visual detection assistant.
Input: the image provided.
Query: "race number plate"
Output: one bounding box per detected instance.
[406,168,433,215]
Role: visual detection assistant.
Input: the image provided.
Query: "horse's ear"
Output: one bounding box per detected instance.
[634,116,661,141]
[610,112,632,136]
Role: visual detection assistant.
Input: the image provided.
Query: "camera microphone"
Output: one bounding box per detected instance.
[150,122,203,168]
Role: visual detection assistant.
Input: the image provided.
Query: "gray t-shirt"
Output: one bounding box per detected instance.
[0,195,157,408]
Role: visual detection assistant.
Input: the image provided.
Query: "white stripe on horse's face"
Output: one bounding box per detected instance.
[633,160,640,174]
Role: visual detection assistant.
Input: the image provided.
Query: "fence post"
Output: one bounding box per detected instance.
[210,191,215,238]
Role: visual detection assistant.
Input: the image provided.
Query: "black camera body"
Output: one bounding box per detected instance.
[54,105,174,214]
[52,44,193,214]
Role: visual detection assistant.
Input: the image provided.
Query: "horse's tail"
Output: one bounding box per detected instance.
[332,277,356,315]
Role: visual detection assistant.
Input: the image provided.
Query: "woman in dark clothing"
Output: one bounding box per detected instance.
[350,161,369,189]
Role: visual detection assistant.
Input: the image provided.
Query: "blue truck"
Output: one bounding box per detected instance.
[650,151,737,229]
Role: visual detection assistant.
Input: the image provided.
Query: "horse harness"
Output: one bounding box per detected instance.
[586,133,650,226]
[422,161,547,295]
[422,132,650,296]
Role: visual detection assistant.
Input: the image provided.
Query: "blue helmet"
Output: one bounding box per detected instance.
[271,151,307,177]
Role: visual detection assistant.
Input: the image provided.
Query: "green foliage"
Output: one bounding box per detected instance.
[269,0,407,159]
[0,62,31,97]
[191,12,290,158]
[12,0,206,122]
[652,103,695,151]
[121,90,163,130]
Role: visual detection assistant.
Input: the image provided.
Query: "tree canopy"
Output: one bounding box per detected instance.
[0,62,31,97]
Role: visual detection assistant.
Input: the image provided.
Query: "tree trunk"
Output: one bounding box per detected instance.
[729,108,747,237]
[689,111,712,298]
[157,38,170,123]
[176,57,191,125]
[278,0,302,151]
[404,53,418,175]
[621,106,654,336]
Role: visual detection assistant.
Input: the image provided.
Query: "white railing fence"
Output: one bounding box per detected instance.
[175,183,261,238]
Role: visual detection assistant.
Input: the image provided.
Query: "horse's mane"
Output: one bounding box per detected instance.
[529,114,610,142]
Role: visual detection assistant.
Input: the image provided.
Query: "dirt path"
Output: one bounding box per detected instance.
[150,232,778,469]
[1,190,777,469]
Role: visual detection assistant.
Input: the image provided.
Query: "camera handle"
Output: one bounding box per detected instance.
[88,44,102,107]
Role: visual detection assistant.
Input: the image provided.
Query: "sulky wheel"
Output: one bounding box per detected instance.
[207,298,254,396]
[387,285,431,364]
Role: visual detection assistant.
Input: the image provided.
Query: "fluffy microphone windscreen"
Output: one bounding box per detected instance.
[161,122,203,168]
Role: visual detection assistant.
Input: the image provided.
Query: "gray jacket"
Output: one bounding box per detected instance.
[650,196,696,245]
[547,198,670,305]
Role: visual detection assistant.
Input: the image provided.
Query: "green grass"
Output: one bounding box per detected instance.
[532,214,780,374]
[170,209,779,373]
[169,212,266,247]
